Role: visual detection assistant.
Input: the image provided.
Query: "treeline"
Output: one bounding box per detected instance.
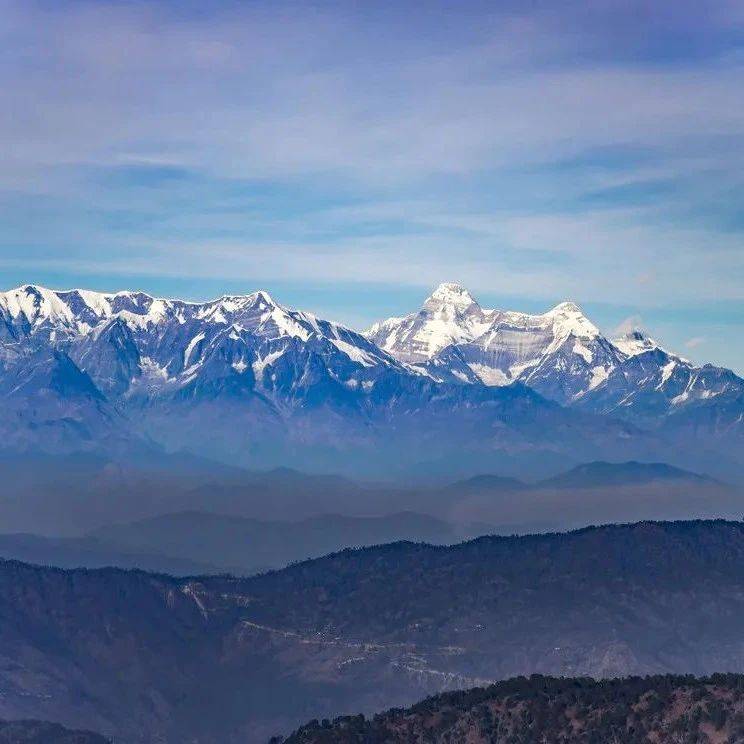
[278,674,744,743]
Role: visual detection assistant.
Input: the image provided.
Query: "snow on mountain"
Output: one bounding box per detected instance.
[366,282,491,363]
[3,283,741,416]
[0,284,428,465]
[367,283,620,402]
[0,284,403,398]
[367,283,744,434]
[3,282,738,423]
[577,344,743,426]
[0,282,741,477]
[612,329,663,358]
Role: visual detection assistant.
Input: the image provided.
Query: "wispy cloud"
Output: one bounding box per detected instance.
[613,316,646,338]
[0,0,742,372]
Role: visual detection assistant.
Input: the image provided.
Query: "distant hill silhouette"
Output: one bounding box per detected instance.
[0,719,109,743]
[539,460,719,489]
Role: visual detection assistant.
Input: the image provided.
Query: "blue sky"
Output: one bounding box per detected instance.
[0,0,742,372]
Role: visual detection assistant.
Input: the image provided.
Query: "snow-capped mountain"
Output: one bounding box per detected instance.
[612,329,664,357]
[366,283,743,433]
[0,284,418,463]
[0,284,403,397]
[367,283,629,402]
[577,332,744,427]
[0,285,571,470]
[367,283,491,364]
[0,282,741,479]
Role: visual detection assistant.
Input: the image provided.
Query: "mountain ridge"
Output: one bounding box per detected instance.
[366,282,742,415]
[537,460,721,489]
[0,282,741,480]
[281,674,744,743]
[4,520,744,742]
[0,719,110,743]
[0,459,737,575]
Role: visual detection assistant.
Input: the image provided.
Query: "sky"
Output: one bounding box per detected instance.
[0,0,742,372]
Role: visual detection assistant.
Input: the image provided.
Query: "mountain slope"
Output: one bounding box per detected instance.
[0,349,128,455]
[367,284,744,455]
[0,282,741,478]
[0,719,110,743]
[4,521,744,742]
[283,674,744,743]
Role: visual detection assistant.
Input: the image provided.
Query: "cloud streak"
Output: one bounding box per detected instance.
[0,0,742,371]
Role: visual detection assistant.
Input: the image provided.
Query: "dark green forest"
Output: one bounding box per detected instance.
[281,674,744,743]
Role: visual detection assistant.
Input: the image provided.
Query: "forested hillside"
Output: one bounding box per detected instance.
[282,675,744,743]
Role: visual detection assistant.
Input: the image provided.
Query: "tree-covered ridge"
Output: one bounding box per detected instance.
[242,520,744,667]
[4,520,744,742]
[281,674,744,743]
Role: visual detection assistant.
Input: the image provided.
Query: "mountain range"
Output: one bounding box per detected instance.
[3,520,744,742]
[0,460,736,576]
[0,282,741,480]
[83,461,729,552]
[0,511,461,577]
[368,282,743,427]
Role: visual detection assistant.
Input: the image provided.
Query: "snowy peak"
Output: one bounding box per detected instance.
[543,301,600,341]
[0,284,77,328]
[193,290,284,331]
[548,301,581,313]
[0,283,406,404]
[366,284,609,389]
[366,283,492,363]
[423,282,480,314]
[613,329,662,358]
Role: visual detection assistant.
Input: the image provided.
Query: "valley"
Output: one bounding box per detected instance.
[2,520,744,742]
